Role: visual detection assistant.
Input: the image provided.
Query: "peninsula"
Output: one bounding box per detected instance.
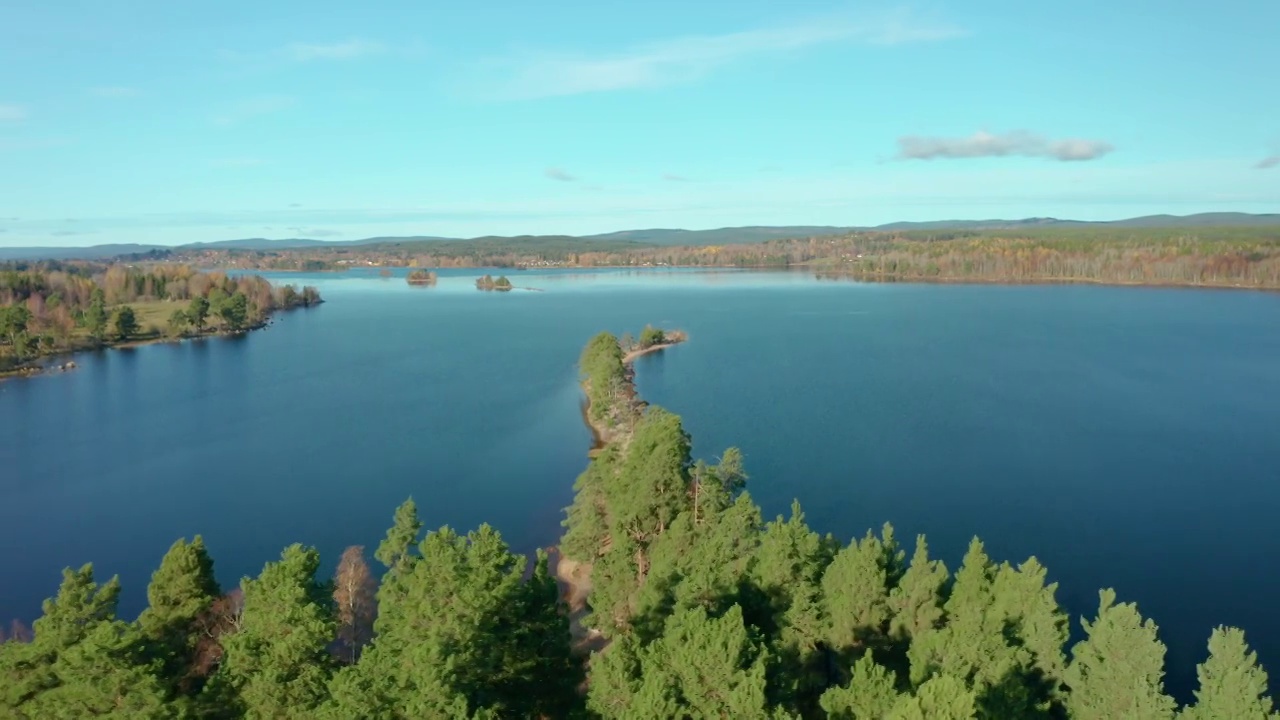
[0,263,322,379]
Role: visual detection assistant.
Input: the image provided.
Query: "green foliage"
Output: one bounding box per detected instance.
[639,324,665,348]
[84,299,108,340]
[112,305,138,340]
[210,544,336,719]
[1065,588,1176,720]
[216,292,250,332]
[187,295,210,332]
[1182,627,1276,719]
[820,652,904,719]
[138,537,220,697]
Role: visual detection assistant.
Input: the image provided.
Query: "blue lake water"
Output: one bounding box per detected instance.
[2,267,1278,698]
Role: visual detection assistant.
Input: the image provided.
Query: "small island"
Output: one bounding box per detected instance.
[406,270,438,286]
[475,274,513,292]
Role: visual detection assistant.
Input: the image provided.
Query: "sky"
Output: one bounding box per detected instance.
[1,0,1278,247]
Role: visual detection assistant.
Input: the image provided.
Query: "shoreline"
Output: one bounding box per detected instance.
[0,304,320,383]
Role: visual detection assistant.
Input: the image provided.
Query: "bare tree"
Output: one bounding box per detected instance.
[333,545,378,663]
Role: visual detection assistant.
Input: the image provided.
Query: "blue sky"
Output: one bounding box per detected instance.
[1,0,1277,246]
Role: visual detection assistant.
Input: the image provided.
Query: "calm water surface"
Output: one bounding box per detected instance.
[2,268,1277,698]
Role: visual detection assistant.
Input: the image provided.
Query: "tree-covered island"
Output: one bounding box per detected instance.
[475,274,513,291]
[406,269,438,286]
[0,263,321,377]
[0,330,1274,718]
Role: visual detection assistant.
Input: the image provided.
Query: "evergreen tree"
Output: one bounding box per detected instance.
[888,535,949,643]
[1065,588,1175,720]
[1182,626,1277,720]
[209,544,336,719]
[820,652,904,719]
[890,674,977,720]
[374,497,422,572]
[113,305,138,340]
[138,536,221,696]
[590,605,775,719]
[187,296,210,332]
[0,564,171,717]
[822,524,904,654]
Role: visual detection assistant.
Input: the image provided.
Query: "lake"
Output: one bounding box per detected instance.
[2,267,1278,698]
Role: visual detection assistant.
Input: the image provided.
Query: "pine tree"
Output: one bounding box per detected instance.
[1065,588,1175,720]
[820,652,904,719]
[209,544,336,719]
[890,674,977,719]
[0,564,171,717]
[888,535,948,643]
[1181,626,1277,719]
[591,605,774,719]
[822,524,904,654]
[374,497,423,572]
[138,536,221,695]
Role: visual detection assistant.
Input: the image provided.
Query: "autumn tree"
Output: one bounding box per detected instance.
[332,546,377,664]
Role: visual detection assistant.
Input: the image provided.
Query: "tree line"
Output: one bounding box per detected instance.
[0,331,1274,718]
[139,225,1280,291]
[0,264,321,372]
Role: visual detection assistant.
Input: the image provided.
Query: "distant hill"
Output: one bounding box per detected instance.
[3,213,1277,261]
[0,243,163,261]
[581,226,853,245]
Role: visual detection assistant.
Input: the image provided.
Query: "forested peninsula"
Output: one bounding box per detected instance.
[0,263,321,377]
[0,330,1274,718]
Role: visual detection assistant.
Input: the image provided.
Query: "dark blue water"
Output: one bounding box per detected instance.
[2,268,1277,698]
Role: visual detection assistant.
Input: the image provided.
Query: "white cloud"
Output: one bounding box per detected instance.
[480,10,965,100]
[213,95,296,126]
[897,130,1115,162]
[663,173,689,181]
[90,86,141,98]
[284,39,387,62]
[0,104,28,121]
[544,167,577,182]
[1255,155,1279,170]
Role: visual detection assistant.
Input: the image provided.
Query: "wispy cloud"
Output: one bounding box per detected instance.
[545,167,577,182]
[481,10,964,100]
[662,173,689,182]
[284,39,387,62]
[210,157,265,168]
[1255,155,1280,170]
[213,95,296,126]
[0,104,28,121]
[90,86,141,98]
[897,130,1115,162]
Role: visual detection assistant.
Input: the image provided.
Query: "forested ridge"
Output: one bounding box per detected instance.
[0,263,321,374]
[167,225,1280,291]
[0,331,1274,718]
